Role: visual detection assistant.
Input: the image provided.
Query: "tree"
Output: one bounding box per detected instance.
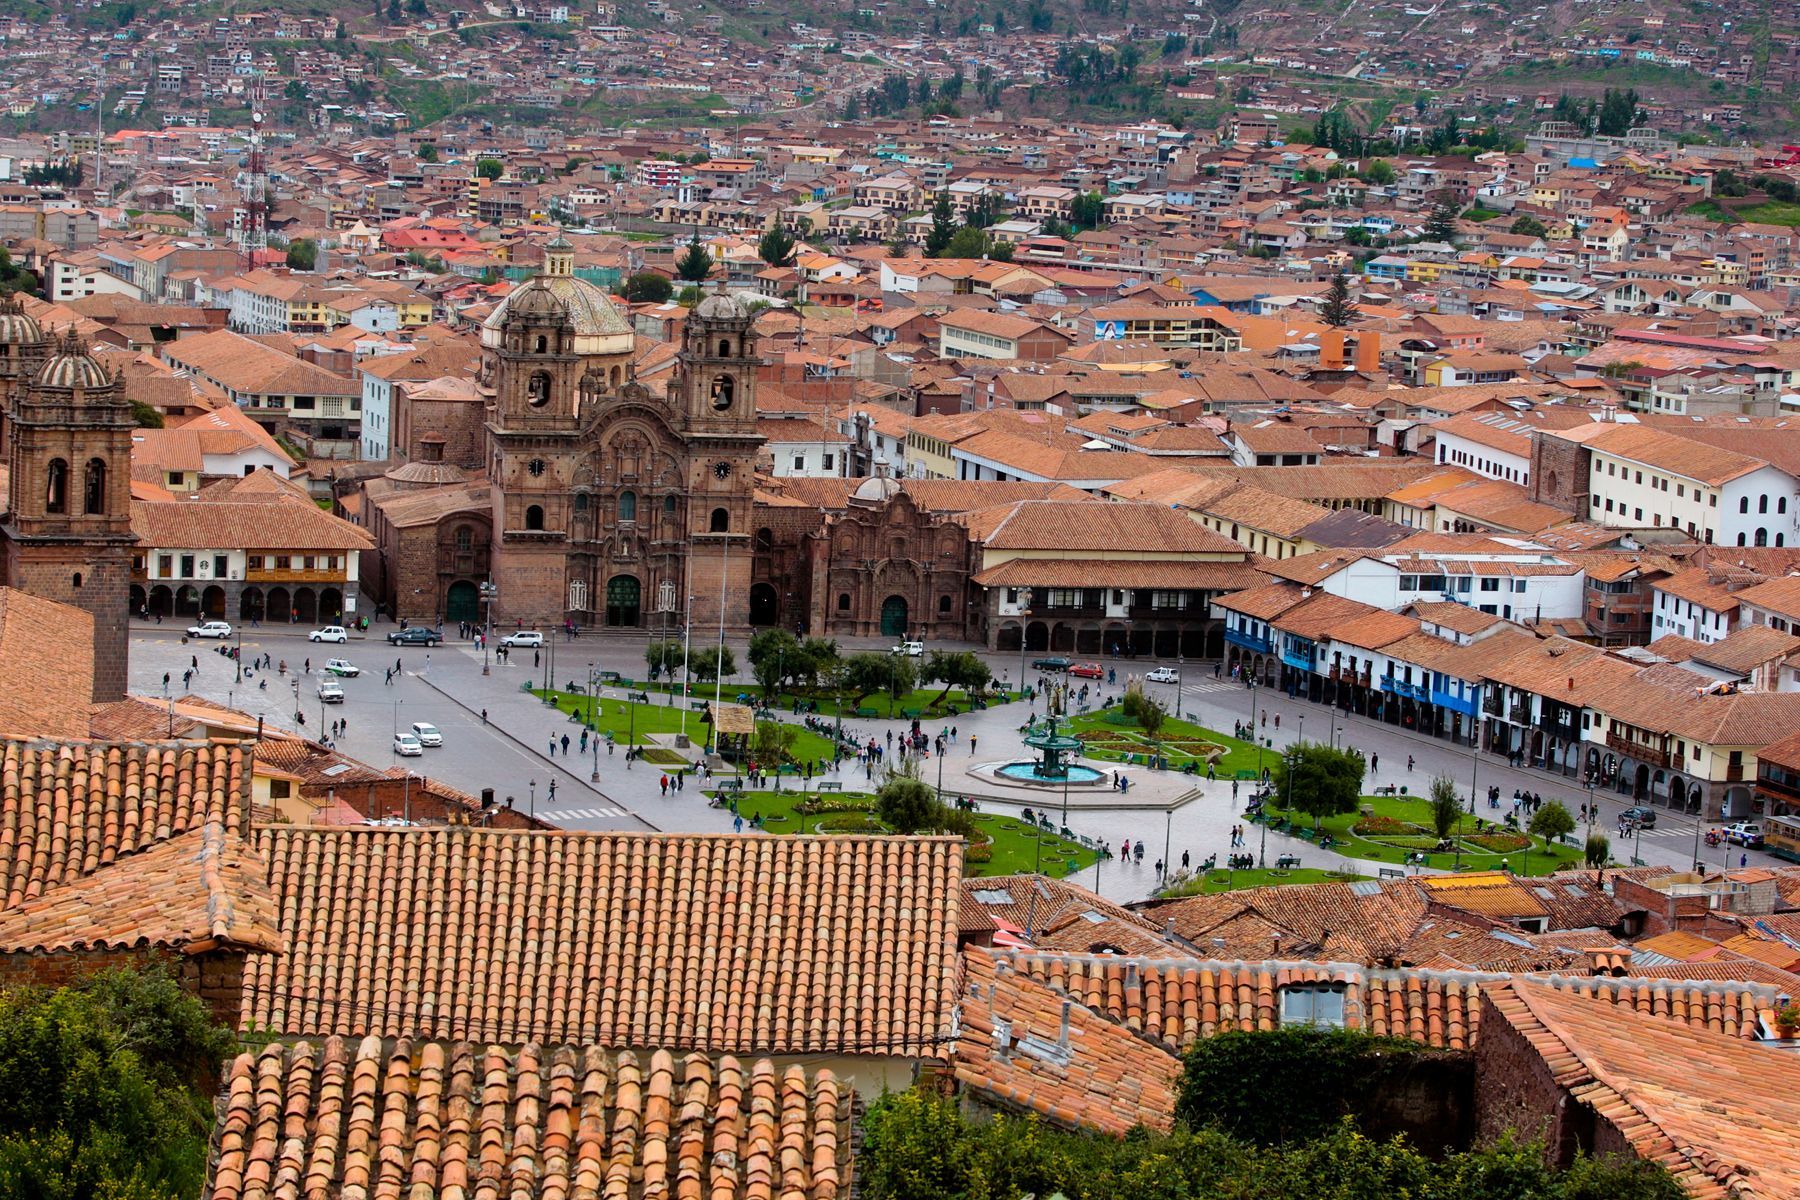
[1509,214,1547,237]
[1429,775,1461,841]
[921,650,989,707]
[417,143,438,163]
[1585,832,1611,869]
[1530,799,1577,845]
[622,271,673,303]
[674,236,713,282]
[1361,158,1396,186]
[475,156,504,180]
[687,644,736,682]
[1272,741,1364,830]
[1422,196,1461,244]
[644,638,685,680]
[748,628,801,696]
[1070,190,1105,229]
[750,719,798,776]
[757,223,797,268]
[875,760,940,834]
[943,227,989,259]
[1596,87,1639,137]
[1123,688,1166,744]
[284,238,317,271]
[924,192,956,257]
[1318,269,1358,328]
[0,966,234,1200]
[844,651,896,707]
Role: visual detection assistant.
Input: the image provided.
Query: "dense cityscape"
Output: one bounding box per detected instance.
[0,0,1796,1194]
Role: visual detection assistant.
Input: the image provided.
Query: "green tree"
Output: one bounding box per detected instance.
[1429,774,1461,841]
[417,142,438,162]
[474,156,504,180]
[875,760,940,833]
[1272,741,1364,830]
[1530,799,1577,845]
[1585,832,1611,869]
[748,628,801,696]
[750,719,799,777]
[284,237,317,271]
[1070,190,1105,229]
[1123,688,1166,744]
[1422,196,1461,243]
[623,271,673,303]
[1362,158,1396,186]
[130,399,164,428]
[0,966,234,1200]
[643,638,685,680]
[1318,269,1358,327]
[756,223,797,268]
[674,235,713,282]
[843,651,896,707]
[924,191,956,257]
[1596,87,1640,137]
[943,226,989,259]
[687,644,736,682]
[920,650,989,707]
[1509,214,1548,237]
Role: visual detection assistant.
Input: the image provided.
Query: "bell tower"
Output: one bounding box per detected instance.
[677,294,764,631]
[2,331,137,701]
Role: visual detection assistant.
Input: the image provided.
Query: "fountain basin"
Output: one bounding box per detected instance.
[995,761,1105,786]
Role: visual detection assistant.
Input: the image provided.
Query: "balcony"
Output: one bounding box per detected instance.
[1482,692,1504,717]
[1224,627,1272,655]
[1605,730,1672,768]
[1725,762,1745,783]
[1330,666,1373,687]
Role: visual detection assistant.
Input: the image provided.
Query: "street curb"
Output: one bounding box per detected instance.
[410,669,661,833]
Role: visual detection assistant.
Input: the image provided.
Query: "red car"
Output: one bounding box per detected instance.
[1069,661,1104,678]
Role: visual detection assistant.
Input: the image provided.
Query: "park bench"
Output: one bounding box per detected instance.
[1373,784,1398,797]
[816,781,844,792]
[600,671,624,684]
[902,707,922,719]
[1379,867,1405,880]
[1276,854,1302,870]
[717,778,744,794]
[628,691,651,705]
[692,701,709,712]
[856,706,878,718]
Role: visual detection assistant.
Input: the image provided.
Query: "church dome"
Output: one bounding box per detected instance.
[35,333,113,390]
[480,273,633,346]
[852,476,903,503]
[0,304,43,347]
[694,292,752,321]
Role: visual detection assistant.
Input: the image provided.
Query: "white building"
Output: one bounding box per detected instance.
[1570,423,1800,547]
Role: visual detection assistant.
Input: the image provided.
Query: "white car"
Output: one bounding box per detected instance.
[891,640,924,656]
[309,625,349,643]
[502,630,544,648]
[409,721,443,747]
[324,658,360,677]
[1724,822,1765,848]
[392,732,424,757]
[1145,667,1180,684]
[317,681,345,704]
[187,620,232,639]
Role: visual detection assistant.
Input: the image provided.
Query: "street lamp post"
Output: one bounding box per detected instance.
[291,678,300,728]
[480,580,496,676]
[528,779,536,821]
[1247,677,1262,782]
[1017,588,1033,701]
[679,594,695,741]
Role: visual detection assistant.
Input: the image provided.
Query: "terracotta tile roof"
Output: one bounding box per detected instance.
[208,1039,850,1200]
[245,829,965,1055]
[953,948,1181,1136]
[1691,624,1800,673]
[1580,423,1767,486]
[0,822,278,954]
[970,558,1265,591]
[961,875,1188,959]
[969,499,1244,553]
[0,739,249,909]
[132,495,373,552]
[1654,567,1740,612]
[1147,878,1430,963]
[1007,952,1776,1054]
[1488,978,1800,1198]
[0,590,96,739]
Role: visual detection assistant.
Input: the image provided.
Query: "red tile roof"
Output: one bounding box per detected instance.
[207,1039,850,1200]
[244,829,965,1055]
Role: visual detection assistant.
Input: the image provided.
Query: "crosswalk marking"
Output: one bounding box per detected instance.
[542,806,629,820]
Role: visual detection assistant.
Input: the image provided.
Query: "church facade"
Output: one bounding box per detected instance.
[365,240,763,633]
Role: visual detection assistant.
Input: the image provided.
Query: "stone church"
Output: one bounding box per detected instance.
[363,238,763,632]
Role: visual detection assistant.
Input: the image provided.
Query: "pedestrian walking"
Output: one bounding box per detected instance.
[395,658,402,674]
[1370,753,1378,774]
[548,736,556,757]
[1274,714,1280,731]
[1181,850,1190,871]
[970,734,978,755]
[659,774,669,796]
[560,733,570,755]
[1407,755,1415,772]
[191,654,199,671]
[1154,858,1164,879]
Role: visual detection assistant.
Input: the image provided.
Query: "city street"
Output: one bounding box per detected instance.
[126,619,1779,901]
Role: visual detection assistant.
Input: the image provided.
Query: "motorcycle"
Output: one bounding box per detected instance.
[1705,829,1722,848]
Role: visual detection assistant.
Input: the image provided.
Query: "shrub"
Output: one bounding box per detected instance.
[1353,815,1411,836]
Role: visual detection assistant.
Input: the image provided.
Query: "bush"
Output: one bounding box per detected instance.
[793,796,874,815]
[812,813,887,833]
[1353,815,1411,836]
[1467,832,1529,853]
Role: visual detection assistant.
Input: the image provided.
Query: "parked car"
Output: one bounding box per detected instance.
[392,732,424,757]
[502,630,545,648]
[309,625,349,643]
[324,658,359,677]
[1069,661,1104,678]
[1619,806,1658,829]
[409,721,443,748]
[387,627,442,647]
[1144,667,1180,684]
[1724,821,1765,848]
[1031,656,1071,671]
[891,640,924,657]
[187,620,232,640]
[317,681,345,704]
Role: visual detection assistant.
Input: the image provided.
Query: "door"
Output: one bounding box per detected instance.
[605,575,641,627]
[445,580,479,624]
[879,594,908,639]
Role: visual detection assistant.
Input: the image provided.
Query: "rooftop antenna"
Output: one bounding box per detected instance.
[92,56,104,199]
[240,74,269,267]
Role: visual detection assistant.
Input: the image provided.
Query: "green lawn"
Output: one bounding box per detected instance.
[713,789,1097,879]
[632,680,1022,719]
[1159,867,1370,896]
[1066,710,1271,779]
[1254,793,1585,877]
[1730,200,1800,227]
[531,688,839,764]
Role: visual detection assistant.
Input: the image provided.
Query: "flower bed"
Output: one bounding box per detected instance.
[636,748,689,765]
[1353,815,1413,836]
[1467,832,1529,853]
[812,813,887,834]
[793,796,874,815]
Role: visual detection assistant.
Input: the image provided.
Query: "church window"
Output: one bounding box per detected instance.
[455,526,473,551]
[719,339,731,357]
[939,595,952,613]
[664,494,677,516]
[525,505,545,531]
[44,458,68,514]
[575,492,589,512]
[710,374,735,410]
[838,593,851,611]
[84,458,106,515]
[535,335,547,354]
[527,372,551,407]
[619,490,638,522]
[71,573,81,589]
[755,527,773,551]
[710,507,729,533]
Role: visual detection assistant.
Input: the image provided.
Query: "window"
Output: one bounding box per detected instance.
[1480,578,1500,592]
[664,494,677,515]
[793,455,806,472]
[1280,984,1347,1028]
[709,507,729,533]
[618,490,637,522]
[1150,591,1189,610]
[158,554,173,577]
[838,592,851,611]
[939,595,952,613]
[1760,495,1770,514]
[525,504,545,531]
[527,371,551,407]
[710,374,735,410]
[44,458,68,514]
[83,458,106,515]
[822,454,835,471]
[1741,496,1750,513]
[180,555,195,578]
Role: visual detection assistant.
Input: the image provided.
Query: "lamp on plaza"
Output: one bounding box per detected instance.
[291,677,300,727]
[1016,588,1033,702]
[1246,675,1262,782]
[479,580,497,676]
[528,778,536,820]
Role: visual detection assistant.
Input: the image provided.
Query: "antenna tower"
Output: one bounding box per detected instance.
[241,75,269,266]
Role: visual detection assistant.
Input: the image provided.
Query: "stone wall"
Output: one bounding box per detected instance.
[0,946,245,1027]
